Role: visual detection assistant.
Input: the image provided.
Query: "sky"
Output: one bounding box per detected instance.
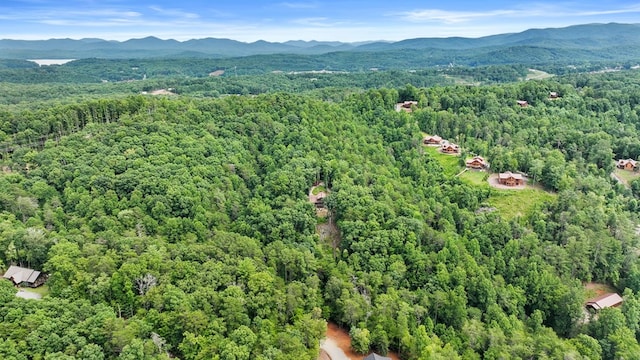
[1,0,640,42]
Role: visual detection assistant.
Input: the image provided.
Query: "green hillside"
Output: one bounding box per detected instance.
[1,66,640,359]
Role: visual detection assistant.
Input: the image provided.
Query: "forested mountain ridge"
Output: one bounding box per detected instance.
[2,68,640,359]
[1,23,640,67]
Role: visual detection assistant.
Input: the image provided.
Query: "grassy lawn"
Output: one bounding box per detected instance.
[486,188,555,220]
[614,168,640,185]
[22,284,50,297]
[459,170,490,186]
[442,74,480,86]
[526,69,554,80]
[584,282,618,299]
[423,145,462,176]
[311,185,326,195]
[420,137,554,219]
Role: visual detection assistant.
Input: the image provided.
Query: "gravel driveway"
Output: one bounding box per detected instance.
[320,338,351,360]
[16,289,42,300]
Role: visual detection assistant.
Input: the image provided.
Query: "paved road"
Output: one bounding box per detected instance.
[320,338,351,360]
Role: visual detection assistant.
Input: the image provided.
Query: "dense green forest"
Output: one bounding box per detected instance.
[2,65,640,360]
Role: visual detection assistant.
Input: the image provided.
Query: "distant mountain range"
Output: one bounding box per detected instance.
[1,23,639,61]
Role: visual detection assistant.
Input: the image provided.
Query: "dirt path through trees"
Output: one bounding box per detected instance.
[320,322,401,360]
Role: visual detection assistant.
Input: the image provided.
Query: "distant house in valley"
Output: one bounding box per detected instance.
[498,171,524,186]
[549,91,559,99]
[440,142,460,154]
[517,100,528,107]
[466,156,488,169]
[395,101,418,112]
[3,265,47,288]
[586,293,623,311]
[616,159,637,170]
[363,353,392,360]
[423,135,443,145]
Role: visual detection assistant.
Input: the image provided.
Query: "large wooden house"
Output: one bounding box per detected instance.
[498,171,524,186]
[440,142,460,154]
[466,156,488,169]
[423,135,443,145]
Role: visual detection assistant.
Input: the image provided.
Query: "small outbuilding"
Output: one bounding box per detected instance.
[586,293,623,311]
[616,159,637,170]
[549,92,559,99]
[363,353,392,360]
[498,171,524,186]
[3,265,47,288]
[517,100,528,107]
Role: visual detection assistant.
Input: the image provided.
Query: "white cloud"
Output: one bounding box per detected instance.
[279,2,319,9]
[148,6,199,19]
[397,9,517,23]
[395,3,640,24]
[290,17,337,27]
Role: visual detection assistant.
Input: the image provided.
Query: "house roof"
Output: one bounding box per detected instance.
[517,100,528,105]
[424,135,442,142]
[396,101,418,112]
[363,353,392,360]
[3,265,41,284]
[586,293,623,310]
[618,159,637,166]
[499,171,523,180]
[466,156,486,164]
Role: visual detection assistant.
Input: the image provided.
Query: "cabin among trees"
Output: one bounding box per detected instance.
[498,171,524,186]
[549,91,559,99]
[466,156,488,169]
[517,100,528,107]
[440,142,460,154]
[423,135,443,145]
[2,265,47,288]
[309,182,329,209]
[616,158,637,170]
[586,293,623,311]
[395,101,418,112]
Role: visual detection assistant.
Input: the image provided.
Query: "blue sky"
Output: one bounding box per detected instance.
[1,0,640,42]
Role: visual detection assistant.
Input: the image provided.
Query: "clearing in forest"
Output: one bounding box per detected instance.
[320,322,401,360]
[487,188,555,220]
[420,137,555,219]
[459,171,555,219]
[15,285,49,300]
[612,168,640,188]
[584,282,619,302]
[423,145,461,176]
[458,169,488,185]
[526,69,554,80]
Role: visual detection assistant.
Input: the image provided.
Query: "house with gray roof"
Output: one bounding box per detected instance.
[363,353,392,360]
[3,265,47,287]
